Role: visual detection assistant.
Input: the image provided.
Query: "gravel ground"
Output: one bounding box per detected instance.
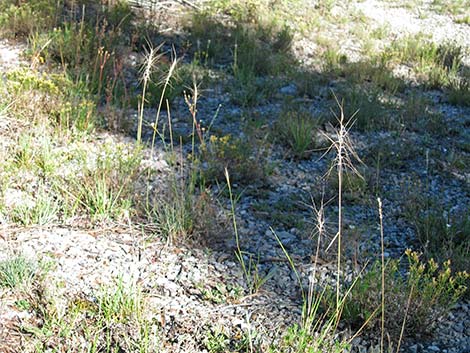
[1,1,469,352]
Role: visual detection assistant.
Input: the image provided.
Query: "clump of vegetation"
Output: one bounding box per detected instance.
[327,168,369,202]
[331,88,391,131]
[60,142,143,223]
[0,256,37,289]
[21,277,160,353]
[4,68,96,132]
[342,250,469,339]
[0,0,59,37]
[431,0,470,17]
[399,93,444,133]
[11,185,60,226]
[447,74,470,106]
[187,1,294,77]
[200,134,267,185]
[273,109,321,159]
[150,176,224,246]
[411,210,470,291]
[384,35,465,90]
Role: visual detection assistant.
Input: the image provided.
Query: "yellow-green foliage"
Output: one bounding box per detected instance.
[4,69,96,131]
[383,35,464,89]
[188,0,294,77]
[342,250,469,339]
[201,134,266,184]
[0,0,59,37]
[62,142,142,222]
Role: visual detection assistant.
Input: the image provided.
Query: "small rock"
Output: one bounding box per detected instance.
[428,345,440,353]
[279,84,297,96]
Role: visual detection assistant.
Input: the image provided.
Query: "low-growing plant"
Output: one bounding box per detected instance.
[0,0,59,37]
[331,88,391,131]
[97,278,144,324]
[399,93,444,133]
[431,0,470,16]
[327,168,369,203]
[412,211,470,288]
[200,134,267,185]
[59,143,142,223]
[150,163,225,245]
[273,109,321,159]
[229,68,271,107]
[321,42,348,74]
[5,68,96,132]
[364,138,424,171]
[187,2,294,78]
[11,186,60,226]
[342,250,469,339]
[384,35,465,89]
[204,326,230,353]
[447,75,470,106]
[22,277,159,353]
[225,169,274,294]
[0,256,37,289]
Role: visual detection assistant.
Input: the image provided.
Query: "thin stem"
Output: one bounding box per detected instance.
[378,198,385,353]
[336,107,345,316]
[396,283,414,353]
[137,46,155,144]
[225,169,248,289]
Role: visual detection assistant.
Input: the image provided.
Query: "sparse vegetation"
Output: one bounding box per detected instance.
[1,0,469,352]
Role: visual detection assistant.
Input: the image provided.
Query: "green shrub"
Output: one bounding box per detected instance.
[0,0,59,37]
[412,211,470,291]
[342,250,469,339]
[200,134,267,185]
[5,69,96,132]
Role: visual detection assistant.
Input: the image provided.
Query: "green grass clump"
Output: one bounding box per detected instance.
[273,109,321,159]
[342,250,469,339]
[384,35,465,89]
[151,183,222,245]
[399,93,444,133]
[332,88,391,131]
[187,1,294,78]
[11,186,60,226]
[22,278,159,353]
[0,256,37,289]
[447,75,470,106]
[431,0,470,16]
[62,144,142,223]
